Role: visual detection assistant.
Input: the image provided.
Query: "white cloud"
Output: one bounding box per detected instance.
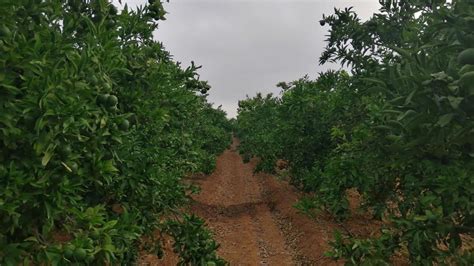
[115,0,379,117]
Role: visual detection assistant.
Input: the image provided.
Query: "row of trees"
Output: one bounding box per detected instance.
[0,0,230,264]
[236,0,473,264]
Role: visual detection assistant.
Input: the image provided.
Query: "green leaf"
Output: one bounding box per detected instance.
[398,110,417,121]
[448,96,463,110]
[414,215,428,221]
[437,113,455,127]
[387,45,411,58]
[102,160,118,173]
[42,150,54,166]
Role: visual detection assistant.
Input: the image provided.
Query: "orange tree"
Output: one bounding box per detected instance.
[236,93,281,171]
[0,0,230,264]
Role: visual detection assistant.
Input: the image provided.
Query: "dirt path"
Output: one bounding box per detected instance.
[192,139,292,264]
[140,138,382,265]
[191,138,346,265]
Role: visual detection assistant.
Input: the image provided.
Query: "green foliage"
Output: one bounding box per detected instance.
[325,229,398,265]
[165,214,226,265]
[0,0,231,264]
[236,0,474,264]
[236,93,281,172]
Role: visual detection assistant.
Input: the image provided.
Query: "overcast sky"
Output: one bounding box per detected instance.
[117,0,379,117]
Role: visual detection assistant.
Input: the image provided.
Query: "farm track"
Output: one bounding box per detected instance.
[190,138,343,265]
[140,138,386,265]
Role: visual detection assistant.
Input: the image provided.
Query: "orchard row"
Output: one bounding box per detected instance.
[0,0,230,264]
[236,1,473,264]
